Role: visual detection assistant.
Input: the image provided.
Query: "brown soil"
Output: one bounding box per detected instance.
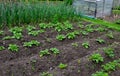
[0,21,120,76]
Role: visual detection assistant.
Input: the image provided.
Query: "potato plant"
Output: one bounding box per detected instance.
[92,71,108,76]
[26,25,36,32]
[89,53,104,63]
[0,30,4,35]
[56,34,66,41]
[0,46,5,51]
[50,48,60,54]
[8,44,19,52]
[58,63,67,69]
[23,40,40,47]
[67,32,76,39]
[103,47,115,58]
[39,49,50,57]
[96,38,105,44]
[82,42,90,49]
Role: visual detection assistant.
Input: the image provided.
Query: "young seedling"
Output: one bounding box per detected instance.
[26,25,36,32]
[101,60,119,72]
[106,32,114,39]
[39,49,50,57]
[64,21,73,30]
[56,34,66,41]
[28,30,40,36]
[72,42,79,47]
[96,38,105,44]
[0,46,5,51]
[8,44,19,52]
[81,31,88,36]
[92,71,108,76]
[67,32,76,39]
[82,42,90,49]
[13,33,22,39]
[103,47,115,58]
[2,36,14,40]
[10,26,23,34]
[41,72,53,76]
[0,30,4,35]
[58,63,67,69]
[39,23,48,29]
[55,22,64,32]
[96,27,105,32]
[23,40,40,47]
[89,53,104,63]
[50,48,60,54]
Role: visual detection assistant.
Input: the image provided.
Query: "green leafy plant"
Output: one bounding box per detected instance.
[50,48,60,54]
[26,25,36,32]
[64,21,73,30]
[106,32,114,39]
[92,71,108,76]
[3,36,14,40]
[28,30,40,36]
[102,60,119,72]
[96,38,105,44]
[72,42,79,47]
[103,47,115,58]
[89,53,104,63]
[55,22,64,32]
[10,27,23,34]
[39,23,49,29]
[23,40,40,47]
[81,31,88,36]
[8,44,19,52]
[39,49,50,57]
[58,63,67,69]
[95,27,105,32]
[0,30,4,35]
[40,72,53,76]
[13,33,23,39]
[2,36,14,40]
[67,32,76,39]
[0,46,5,51]
[82,42,90,49]
[56,34,66,41]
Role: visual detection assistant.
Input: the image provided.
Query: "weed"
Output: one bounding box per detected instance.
[67,32,76,39]
[96,38,105,44]
[8,44,19,52]
[103,47,115,58]
[50,48,60,54]
[23,40,40,47]
[89,53,104,63]
[82,42,90,49]
[58,63,67,69]
[39,49,50,57]
[56,34,66,41]
[40,72,53,76]
[92,71,108,76]
[0,46,5,51]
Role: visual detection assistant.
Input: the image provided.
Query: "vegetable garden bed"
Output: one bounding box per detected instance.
[0,19,120,76]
